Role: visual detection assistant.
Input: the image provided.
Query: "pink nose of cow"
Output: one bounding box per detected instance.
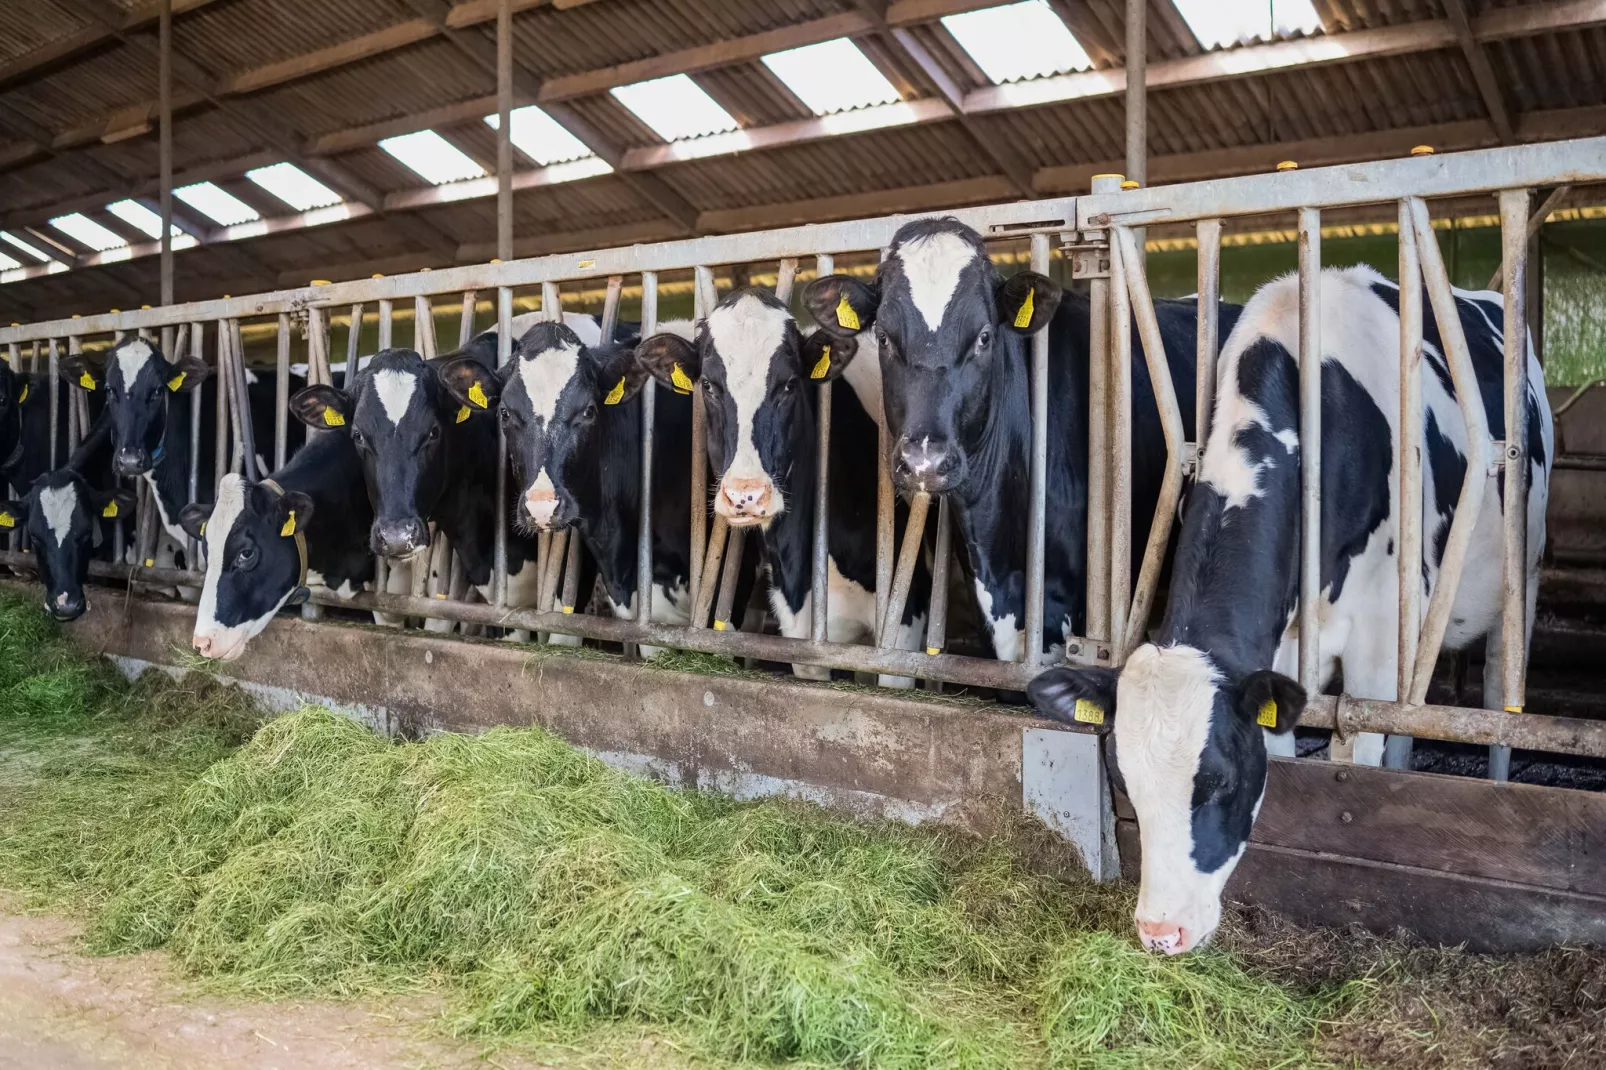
[193,634,216,659]
[524,487,559,528]
[718,477,773,523]
[1136,919,1191,956]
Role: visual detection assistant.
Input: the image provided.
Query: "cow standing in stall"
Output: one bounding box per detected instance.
[0,464,134,621]
[1029,265,1552,955]
[636,288,930,684]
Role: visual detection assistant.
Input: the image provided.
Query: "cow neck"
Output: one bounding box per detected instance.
[146,388,195,539]
[753,388,820,615]
[268,432,374,592]
[573,391,644,607]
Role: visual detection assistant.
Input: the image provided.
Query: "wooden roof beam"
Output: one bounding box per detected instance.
[1442,0,1514,144]
[0,0,219,93]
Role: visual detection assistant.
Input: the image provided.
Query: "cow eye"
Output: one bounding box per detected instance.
[350,429,365,448]
[498,407,512,425]
[579,403,598,422]
[779,377,797,395]
[426,424,441,443]
[976,327,992,350]
[702,380,721,397]
[234,544,258,570]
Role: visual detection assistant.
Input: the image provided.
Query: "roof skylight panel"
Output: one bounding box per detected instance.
[942,0,1092,83]
[762,38,901,115]
[105,199,186,239]
[49,213,128,252]
[1170,0,1321,49]
[0,250,21,271]
[485,105,596,166]
[379,130,488,185]
[245,162,343,211]
[1,231,53,262]
[175,182,261,226]
[611,74,740,141]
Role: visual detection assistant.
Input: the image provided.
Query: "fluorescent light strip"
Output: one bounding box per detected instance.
[762,38,900,116]
[175,182,262,226]
[611,74,739,142]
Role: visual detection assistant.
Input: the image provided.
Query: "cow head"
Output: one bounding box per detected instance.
[60,336,209,478]
[805,218,1058,495]
[1,471,134,621]
[291,348,446,559]
[0,362,23,477]
[441,321,648,534]
[1027,644,1304,955]
[180,474,313,661]
[637,290,853,527]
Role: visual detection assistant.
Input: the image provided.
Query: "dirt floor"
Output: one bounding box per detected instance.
[0,910,699,1070]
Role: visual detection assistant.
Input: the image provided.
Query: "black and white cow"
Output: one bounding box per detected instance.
[2,361,109,496]
[0,467,133,620]
[636,289,929,682]
[807,218,1235,662]
[179,425,374,661]
[1029,265,1552,955]
[440,319,715,638]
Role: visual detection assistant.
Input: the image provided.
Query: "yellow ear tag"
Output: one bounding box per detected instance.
[17,383,26,403]
[167,371,186,392]
[1257,699,1278,728]
[810,344,831,380]
[455,404,472,424]
[0,512,13,528]
[835,294,860,331]
[79,371,97,390]
[603,377,626,406]
[199,521,206,537]
[468,381,490,409]
[322,408,345,428]
[1013,288,1035,329]
[101,501,119,519]
[1073,698,1105,725]
[280,511,297,538]
[670,363,694,394]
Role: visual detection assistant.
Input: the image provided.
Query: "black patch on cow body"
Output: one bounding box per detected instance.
[1424,410,1465,571]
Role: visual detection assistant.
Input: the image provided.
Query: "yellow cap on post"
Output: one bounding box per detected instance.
[1276,160,1298,172]
[311,279,331,286]
[1120,179,1140,190]
[1091,173,1125,181]
[371,273,385,279]
[1411,145,1435,156]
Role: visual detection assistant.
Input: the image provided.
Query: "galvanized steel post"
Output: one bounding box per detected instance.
[689,266,715,610]
[493,285,512,609]
[1125,0,1146,190]
[1194,219,1221,448]
[275,313,290,470]
[158,0,173,307]
[1024,232,1051,664]
[810,253,832,643]
[1296,208,1323,700]
[637,270,659,625]
[1085,173,1120,647]
[1387,202,1424,771]
[46,339,59,471]
[1107,221,1133,658]
[1494,187,1533,783]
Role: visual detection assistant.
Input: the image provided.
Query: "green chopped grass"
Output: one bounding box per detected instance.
[0,586,1596,1068]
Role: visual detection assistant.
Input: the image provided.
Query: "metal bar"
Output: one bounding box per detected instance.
[1024,232,1051,664]
[1297,208,1322,695]
[693,518,729,629]
[186,321,201,560]
[493,285,512,608]
[560,525,582,612]
[713,528,744,630]
[1085,176,1117,646]
[541,530,567,613]
[458,291,476,347]
[219,320,250,481]
[1195,218,1221,448]
[496,0,513,265]
[688,265,715,609]
[1113,226,1187,660]
[308,305,332,386]
[1125,0,1145,188]
[924,496,952,655]
[1495,187,1533,782]
[1107,224,1132,658]
[542,281,561,323]
[427,532,452,601]
[65,338,80,453]
[229,317,258,482]
[46,339,58,471]
[1388,202,1425,772]
[879,491,930,648]
[1488,185,1568,291]
[377,297,393,351]
[810,252,833,644]
[874,249,895,642]
[774,257,799,304]
[274,312,290,469]
[599,276,623,339]
[636,270,657,627]
[214,317,230,488]
[1406,197,1492,703]
[414,294,437,359]
[158,0,173,307]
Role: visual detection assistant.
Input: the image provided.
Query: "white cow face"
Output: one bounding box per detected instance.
[1027,644,1305,954]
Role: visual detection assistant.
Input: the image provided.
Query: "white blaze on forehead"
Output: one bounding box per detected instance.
[517,337,582,424]
[895,230,980,331]
[373,369,418,427]
[1113,644,1234,936]
[115,338,155,389]
[39,483,79,548]
[706,294,789,485]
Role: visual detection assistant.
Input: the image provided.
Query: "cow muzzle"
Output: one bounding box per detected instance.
[523,486,561,530]
[1135,915,1215,956]
[192,629,247,662]
[114,447,151,477]
[373,517,430,558]
[47,590,85,622]
[894,435,963,493]
[717,475,777,525]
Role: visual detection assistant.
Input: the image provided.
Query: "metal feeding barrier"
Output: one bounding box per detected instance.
[4,137,1606,772]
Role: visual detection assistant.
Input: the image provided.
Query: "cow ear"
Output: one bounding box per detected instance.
[290,384,352,431]
[996,271,1060,334]
[273,491,314,538]
[164,351,211,393]
[799,330,858,383]
[88,486,137,522]
[178,501,213,541]
[594,342,651,407]
[635,333,700,394]
[58,352,102,392]
[1238,670,1305,735]
[440,357,500,416]
[0,499,25,532]
[1026,666,1121,733]
[804,275,878,338]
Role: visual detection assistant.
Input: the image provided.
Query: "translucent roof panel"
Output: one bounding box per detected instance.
[105,199,186,240]
[0,250,20,271]
[379,130,487,185]
[611,74,739,142]
[1,231,53,262]
[762,38,901,116]
[175,182,261,226]
[942,0,1092,83]
[245,162,342,211]
[485,106,595,166]
[50,213,127,252]
[1170,0,1321,49]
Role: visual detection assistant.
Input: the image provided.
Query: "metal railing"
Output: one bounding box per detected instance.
[4,136,1606,769]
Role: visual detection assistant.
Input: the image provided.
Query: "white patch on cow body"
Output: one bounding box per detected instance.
[39,483,78,548]
[115,338,154,389]
[706,294,789,490]
[895,230,978,332]
[972,578,1021,662]
[373,369,418,427]
[140,471,186,547]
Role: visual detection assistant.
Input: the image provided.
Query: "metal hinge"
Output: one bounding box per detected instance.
[1067,240,1111,280]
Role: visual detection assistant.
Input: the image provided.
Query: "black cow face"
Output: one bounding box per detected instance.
[60,336,209,477]
[1,471,133,621]
[291,348,446,559]
[805,219,1058,495]
[442,322,647,535]
[1027,646,1304,955]
[0,362,22,475]
[638,289,853,528]
[180,474,313,661]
